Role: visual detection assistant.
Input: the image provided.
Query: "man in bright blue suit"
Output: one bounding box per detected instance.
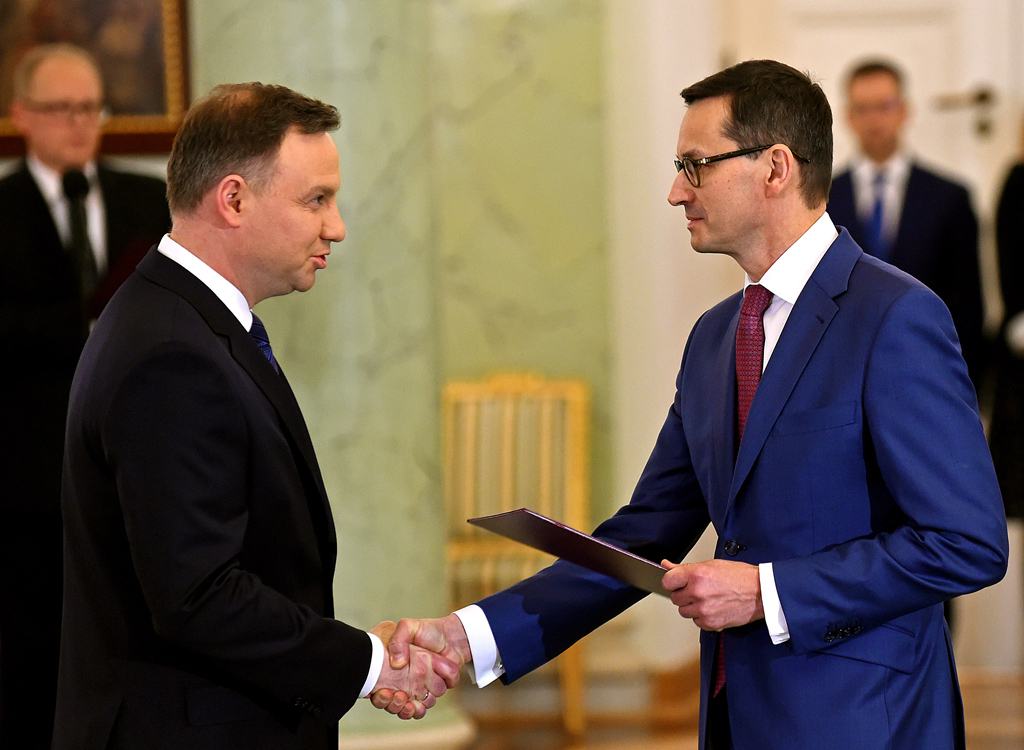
[828,60,984,382]
[374,60,1008,749]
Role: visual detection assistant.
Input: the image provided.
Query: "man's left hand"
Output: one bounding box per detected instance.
[661,559,765,631]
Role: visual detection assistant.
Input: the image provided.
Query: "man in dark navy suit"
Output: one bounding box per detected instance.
[828,59,984,382]
[0,44,169,750]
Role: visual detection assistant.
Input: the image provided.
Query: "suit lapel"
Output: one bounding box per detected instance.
[727,232,861,509]
[709,300,741,520]
[16,164,64,251]
[891,164,923,263]
[230,324,330,500]
[136,249,331,513]
[97,166,122,265]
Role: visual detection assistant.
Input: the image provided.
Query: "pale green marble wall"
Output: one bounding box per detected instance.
[188,0,610,739]
[430,0,614,520]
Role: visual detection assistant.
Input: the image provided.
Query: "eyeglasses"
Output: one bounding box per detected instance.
[23,100,109,123]
[674,144,810,187]
[848,100,903,117]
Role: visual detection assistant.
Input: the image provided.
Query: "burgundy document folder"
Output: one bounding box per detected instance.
[468,508,670,596]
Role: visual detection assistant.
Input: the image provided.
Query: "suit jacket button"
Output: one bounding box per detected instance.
[724,540,741,556]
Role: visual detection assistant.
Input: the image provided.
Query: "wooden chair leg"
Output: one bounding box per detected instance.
[558,641,587,741]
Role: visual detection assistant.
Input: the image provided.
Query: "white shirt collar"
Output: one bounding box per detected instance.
[851,152,911,198]
[157,234,253,330]
[852,151,910,180]
[746,212,839,306]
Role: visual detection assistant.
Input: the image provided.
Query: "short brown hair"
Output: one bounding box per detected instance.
[12,44,102,106]
[166,82,340,215]
[845,59,904,95]
[680,59,833,208]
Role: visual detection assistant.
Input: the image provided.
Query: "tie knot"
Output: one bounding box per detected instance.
[741,284,773,318]
[873,169,886,188]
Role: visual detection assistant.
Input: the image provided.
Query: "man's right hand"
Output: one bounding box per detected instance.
[369,634,460,720]
[370,615,472,717]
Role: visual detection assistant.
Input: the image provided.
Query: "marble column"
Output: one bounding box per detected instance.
[603,0,733,669]
[189,1,471,746]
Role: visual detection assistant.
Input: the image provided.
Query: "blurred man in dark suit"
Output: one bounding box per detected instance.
[828,59,985,383]
[0,43,170,749]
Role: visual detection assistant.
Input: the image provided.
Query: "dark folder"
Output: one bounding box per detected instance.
[468,508,670,597]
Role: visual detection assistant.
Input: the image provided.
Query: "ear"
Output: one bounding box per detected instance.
[213,175,246,228]
[764,145,798,198]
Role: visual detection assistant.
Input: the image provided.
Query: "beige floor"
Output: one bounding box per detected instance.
[468,673,1024,750]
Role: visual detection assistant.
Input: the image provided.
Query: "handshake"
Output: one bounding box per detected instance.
[367,615,472,720]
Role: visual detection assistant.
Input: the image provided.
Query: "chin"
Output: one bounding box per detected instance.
[689,237,710,253]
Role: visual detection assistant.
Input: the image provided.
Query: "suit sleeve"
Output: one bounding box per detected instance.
[773,287,1008,654]
[102,343,370,720]
[478,334,712,682]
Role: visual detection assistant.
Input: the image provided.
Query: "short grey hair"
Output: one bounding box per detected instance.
[12,44,102,105]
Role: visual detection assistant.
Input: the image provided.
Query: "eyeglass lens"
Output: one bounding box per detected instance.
[27,100,107,120]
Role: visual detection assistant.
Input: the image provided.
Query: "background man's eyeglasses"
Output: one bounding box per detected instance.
[23,100,110,123]
[674,144,810,187]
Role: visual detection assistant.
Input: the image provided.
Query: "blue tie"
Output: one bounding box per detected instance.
[249,314,280,373]
[864,170,888,260]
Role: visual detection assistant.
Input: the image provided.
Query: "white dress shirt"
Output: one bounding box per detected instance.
[458,212,841,684]
[27,156,108,275]
[156,235,385,698]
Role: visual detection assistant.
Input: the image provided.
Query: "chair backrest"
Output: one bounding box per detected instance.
[442,373,590,607]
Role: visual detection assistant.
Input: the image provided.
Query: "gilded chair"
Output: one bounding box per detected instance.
[442,372,590,739]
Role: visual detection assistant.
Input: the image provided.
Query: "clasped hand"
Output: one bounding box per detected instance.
[367,615,472,720]
[661,558,765,631]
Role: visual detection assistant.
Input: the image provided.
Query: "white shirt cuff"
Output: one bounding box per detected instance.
[1007,311,1024,356]
[760,562,790,645]
[454,604,504,687]
[358,632,385,698]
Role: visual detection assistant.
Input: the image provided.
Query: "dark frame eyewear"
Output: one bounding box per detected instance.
[674,144,810,187]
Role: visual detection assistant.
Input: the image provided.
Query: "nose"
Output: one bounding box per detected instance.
[323,204,346,243]
[667,169,694,207]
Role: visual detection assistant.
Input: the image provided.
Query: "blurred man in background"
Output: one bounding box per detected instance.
[828,59,985,383]
[0,43,169,749]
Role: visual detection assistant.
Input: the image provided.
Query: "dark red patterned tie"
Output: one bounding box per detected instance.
[735,284,774,442]
[713,283,774,698]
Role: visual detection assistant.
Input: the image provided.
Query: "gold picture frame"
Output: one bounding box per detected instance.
[0,0,189,155]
